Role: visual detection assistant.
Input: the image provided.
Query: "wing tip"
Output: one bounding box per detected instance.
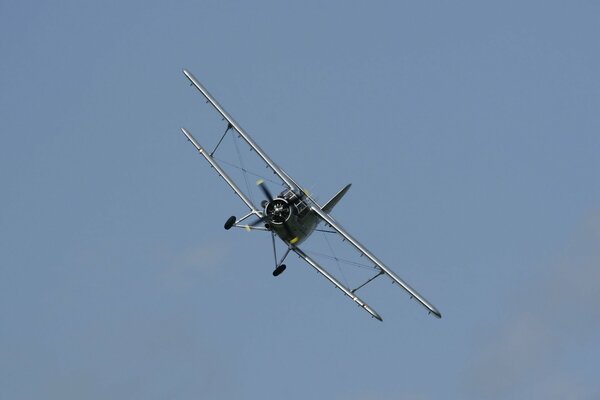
[363,304,383,322]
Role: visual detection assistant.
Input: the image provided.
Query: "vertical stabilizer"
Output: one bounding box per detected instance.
[322,184,352,213]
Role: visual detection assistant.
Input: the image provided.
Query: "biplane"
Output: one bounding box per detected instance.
[179,69,441,321]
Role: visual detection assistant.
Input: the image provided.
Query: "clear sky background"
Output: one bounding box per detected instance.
[1,1,599,399]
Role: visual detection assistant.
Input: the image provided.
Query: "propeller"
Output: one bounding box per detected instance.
[250,179,298,243]
[257,179,274,202]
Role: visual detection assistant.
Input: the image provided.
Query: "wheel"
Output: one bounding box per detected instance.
[272,264,287,277]
[224,216,236,230]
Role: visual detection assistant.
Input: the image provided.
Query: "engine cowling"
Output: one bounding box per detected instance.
[265,198,291,224]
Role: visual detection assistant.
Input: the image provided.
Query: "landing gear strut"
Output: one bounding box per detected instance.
[271,232,291,277]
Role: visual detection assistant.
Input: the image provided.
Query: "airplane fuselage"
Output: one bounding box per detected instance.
[266,189,319,245]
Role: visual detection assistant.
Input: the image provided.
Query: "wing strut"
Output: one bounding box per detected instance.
[292,246,382,321]
[210,123,232,157]
[352,270,385,293]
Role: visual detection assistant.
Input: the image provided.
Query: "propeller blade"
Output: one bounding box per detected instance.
[256,179,274,202]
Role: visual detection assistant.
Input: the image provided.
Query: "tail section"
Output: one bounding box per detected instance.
[322,184,351,213]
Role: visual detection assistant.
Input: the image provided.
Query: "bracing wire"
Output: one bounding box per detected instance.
[231,132,255,205]
[321,232,350,286]
[323,231,350,288]
[213,157,282,186]
[304,248,378,271]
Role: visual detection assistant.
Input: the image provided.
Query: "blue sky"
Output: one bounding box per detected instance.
[1,1,599,399]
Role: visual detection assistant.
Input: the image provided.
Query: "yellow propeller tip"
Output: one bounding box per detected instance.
[290,237,299,244]
[256,179,264,185]
[245,225,251,232]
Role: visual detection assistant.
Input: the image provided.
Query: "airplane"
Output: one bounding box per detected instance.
[179,69,442,322]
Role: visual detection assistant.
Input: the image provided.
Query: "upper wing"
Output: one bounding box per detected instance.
[183,69,302,193]
[310,204,442,318]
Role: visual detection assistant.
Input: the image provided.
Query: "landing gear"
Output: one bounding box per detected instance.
[273,264,286,276]
[224,216,236,230]
[270,232,291,277]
